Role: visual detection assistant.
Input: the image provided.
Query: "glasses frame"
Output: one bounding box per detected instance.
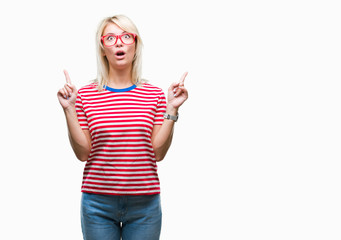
[101,33,137,47]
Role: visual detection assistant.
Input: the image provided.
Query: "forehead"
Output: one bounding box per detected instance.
[102,22,125,35]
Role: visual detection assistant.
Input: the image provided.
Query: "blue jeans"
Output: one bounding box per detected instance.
[81,193,162,240]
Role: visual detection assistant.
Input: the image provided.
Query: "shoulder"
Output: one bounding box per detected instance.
[77,82,99,95]
[137,83,165,95]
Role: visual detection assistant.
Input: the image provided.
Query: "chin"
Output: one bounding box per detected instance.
[113,61,132,70]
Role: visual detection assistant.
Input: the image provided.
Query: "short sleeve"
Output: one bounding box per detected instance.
[154,91,167,125]
[75,92,89,130]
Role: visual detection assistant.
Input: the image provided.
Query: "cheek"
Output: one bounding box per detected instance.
[103,48,112,57]
[127,45,136,56]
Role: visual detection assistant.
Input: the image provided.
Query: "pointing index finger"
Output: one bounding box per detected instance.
[179,72,188,87]
[64,69,71,85]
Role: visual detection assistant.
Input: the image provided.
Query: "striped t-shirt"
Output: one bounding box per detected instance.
[75,82,167,195]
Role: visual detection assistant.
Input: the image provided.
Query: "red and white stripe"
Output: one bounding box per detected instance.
[75,83,166,195]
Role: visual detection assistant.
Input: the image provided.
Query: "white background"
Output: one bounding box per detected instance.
[0,0,340,239]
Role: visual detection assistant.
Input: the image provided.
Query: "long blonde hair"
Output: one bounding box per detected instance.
[93,15,143,91]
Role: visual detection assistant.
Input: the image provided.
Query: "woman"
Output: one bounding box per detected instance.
[57,15,188,240]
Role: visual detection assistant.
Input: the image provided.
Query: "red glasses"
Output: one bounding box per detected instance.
[101,33,136,47]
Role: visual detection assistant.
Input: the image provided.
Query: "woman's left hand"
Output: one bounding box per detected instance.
[167,72,189,111]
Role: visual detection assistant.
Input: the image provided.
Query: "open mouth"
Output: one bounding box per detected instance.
[115,51,125,56]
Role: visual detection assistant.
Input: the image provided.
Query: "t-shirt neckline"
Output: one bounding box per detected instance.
[103,84,137,92]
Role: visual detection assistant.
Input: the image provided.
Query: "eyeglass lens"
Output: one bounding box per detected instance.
[103,34,135,46]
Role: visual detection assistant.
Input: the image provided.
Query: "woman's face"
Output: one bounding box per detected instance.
[101,22,136,70]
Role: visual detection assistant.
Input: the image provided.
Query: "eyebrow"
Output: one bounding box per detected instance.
[104,31,127,36]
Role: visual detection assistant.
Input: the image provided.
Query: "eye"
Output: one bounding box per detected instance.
[106,35,116,41]
[123,34,131,39]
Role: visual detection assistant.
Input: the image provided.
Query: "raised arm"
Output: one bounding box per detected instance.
[57,70,92,162]
[152,72,189,161]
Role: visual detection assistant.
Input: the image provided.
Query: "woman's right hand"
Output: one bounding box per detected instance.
[57,70,78,110]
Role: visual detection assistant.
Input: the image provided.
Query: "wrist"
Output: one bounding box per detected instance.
[166,104,178,116]
[63,105,76,114]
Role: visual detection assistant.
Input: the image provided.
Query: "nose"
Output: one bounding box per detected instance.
[115,36,123,47]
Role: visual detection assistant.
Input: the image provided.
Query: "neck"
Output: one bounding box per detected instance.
[107,65,134,89]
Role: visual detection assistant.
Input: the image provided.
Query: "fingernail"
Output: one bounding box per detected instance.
[173,88,177,92]
[174,93,177,97]
[64,95,67,99]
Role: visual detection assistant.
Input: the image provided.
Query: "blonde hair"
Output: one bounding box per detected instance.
[93,15,144,91]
